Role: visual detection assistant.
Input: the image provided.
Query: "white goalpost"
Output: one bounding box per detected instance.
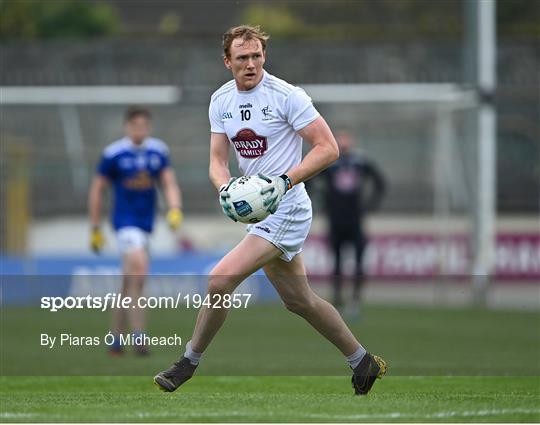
[303,82,494,299]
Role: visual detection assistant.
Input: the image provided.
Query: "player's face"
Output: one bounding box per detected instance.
[224,38,265,91]
[125,116,151,145]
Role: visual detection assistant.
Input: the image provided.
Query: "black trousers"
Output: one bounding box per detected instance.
[329,223,367,305]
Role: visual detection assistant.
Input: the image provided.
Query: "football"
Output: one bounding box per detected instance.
[227,175,271,224]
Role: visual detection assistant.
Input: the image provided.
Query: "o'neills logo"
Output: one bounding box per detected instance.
[231,128,267,158]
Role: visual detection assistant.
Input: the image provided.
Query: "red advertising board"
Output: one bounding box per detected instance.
[302,233,540,280]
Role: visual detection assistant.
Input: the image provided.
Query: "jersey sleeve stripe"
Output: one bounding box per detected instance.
[146,138,170,155]
[263,81,290,97]
[211,80,236,100]
[211,86,236,102]
[266,75,295,93]
[103,138,129,158]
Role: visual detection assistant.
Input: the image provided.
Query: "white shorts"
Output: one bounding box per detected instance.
[246,186,312,262]
[116,226,149,254]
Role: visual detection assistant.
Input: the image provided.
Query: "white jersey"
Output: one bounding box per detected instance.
[209,70,320,195]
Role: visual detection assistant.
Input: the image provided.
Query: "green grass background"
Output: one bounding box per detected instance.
[2,304,539,376]
[1,304,539,422]
[2,376,539,422]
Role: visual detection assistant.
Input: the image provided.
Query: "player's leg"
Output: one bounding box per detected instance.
[330,228,344,308]
[190,234,281,353]
[154,234,281,392]
[110,279,128,355]
[343,225,366,320]
[122,248,149,349]
[264,253,386,395]
[352,226,367,303]
[264,253,359,356]
[112,227,149,355]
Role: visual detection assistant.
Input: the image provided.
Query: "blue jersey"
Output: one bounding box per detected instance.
[97,137,170,233]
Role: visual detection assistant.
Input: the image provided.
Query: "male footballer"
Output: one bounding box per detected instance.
[89,106,183,355]
[154,25,386,394]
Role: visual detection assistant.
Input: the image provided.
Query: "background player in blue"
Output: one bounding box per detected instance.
[88,106,183,355]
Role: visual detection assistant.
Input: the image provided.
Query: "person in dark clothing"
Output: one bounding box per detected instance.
[321,130,386,315]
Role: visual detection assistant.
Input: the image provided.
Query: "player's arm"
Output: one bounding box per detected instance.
[209,132,232,191]
[258,116,338,214]
[209,132,239,222]
[88,174,109,228]
[160,167,184,230]
[88,174,109,253]
[286,116,339,186]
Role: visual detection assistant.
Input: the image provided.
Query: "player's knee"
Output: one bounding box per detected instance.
[282,296,315,316]
[128,259,147,276]
[123,250,148,275]
[124,264,146,277]
[207,273,233,297]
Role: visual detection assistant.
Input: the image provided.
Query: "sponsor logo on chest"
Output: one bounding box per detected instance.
[231,128,267,158]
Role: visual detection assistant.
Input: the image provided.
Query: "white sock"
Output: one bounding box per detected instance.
[184,340,202,365]
[346,345,367,369]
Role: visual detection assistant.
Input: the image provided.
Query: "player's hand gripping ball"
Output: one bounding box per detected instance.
[219,177,239,222]
[219,176,276,224]
[258,173,291,214]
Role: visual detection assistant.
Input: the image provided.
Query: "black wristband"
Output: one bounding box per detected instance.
[279,174,293,191]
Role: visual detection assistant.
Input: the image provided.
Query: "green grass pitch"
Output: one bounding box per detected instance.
[1,303,539,422]
[2,376,539,422]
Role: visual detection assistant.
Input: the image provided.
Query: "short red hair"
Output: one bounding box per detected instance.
[222,25,269,58]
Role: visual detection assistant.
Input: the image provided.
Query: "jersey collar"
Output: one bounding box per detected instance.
[125,137,149,150]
